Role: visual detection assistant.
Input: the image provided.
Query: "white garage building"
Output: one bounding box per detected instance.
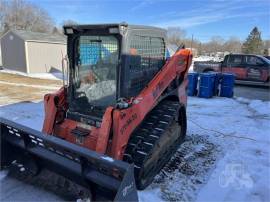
[0,30,66,73]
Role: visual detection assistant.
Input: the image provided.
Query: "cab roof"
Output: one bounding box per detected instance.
[63,23,166,36]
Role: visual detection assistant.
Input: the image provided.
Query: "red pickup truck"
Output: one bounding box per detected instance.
[194,54,270,86]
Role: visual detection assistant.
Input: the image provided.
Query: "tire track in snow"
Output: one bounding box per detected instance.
[145,134,222,202]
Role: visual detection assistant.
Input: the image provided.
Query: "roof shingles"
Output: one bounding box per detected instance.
[12,30,66,44]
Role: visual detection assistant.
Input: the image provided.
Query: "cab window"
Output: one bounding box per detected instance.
[246,56,264,66]
[228,55,243,66]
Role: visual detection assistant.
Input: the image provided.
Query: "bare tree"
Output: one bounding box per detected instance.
[166,26,268,56]
[223,37,242,53]
[202,36,225,53]
[55,19,78,33]
[0,0,54,33]
[62,19,78,26]
[167,27,186,46]
[210,36,224,52]
[0,0,7,30]
[182,38,200,49]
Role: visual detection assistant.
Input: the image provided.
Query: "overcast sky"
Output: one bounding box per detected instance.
[28,0,270,42]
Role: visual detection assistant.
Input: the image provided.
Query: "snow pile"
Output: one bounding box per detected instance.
[235,97,251,104]
[248,100,270,116]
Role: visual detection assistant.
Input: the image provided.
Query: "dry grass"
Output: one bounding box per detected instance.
[0,72,62,86]
[0,72,62,105]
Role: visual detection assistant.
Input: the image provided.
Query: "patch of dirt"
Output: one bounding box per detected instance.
[0,73,62,105]
[0,72,62,86]
[150,134,222,202]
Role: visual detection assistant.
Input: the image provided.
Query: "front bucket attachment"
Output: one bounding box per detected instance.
[0,118,138,201]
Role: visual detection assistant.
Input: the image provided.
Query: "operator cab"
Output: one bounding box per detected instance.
[64,24,166,126]
[73,35,118,107]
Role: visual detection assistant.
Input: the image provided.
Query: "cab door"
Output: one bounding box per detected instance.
[245,55,267,81]
[225,55,246,79]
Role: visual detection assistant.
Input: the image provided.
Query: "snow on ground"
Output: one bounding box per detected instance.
[0,69,63,80]
[0,101,44,130]
[0,171,63,201]
[0,96,269,202]
[189,97,270,202]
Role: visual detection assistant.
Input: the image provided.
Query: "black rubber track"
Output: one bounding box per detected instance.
[123,99,186,190]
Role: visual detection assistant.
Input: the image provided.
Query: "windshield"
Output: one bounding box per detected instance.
[73,35,119,107]
[260,56,270,65]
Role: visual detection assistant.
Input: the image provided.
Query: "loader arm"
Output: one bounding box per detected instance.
[110,49,192,159]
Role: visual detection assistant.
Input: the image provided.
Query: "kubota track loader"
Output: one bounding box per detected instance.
[0,23,192,201]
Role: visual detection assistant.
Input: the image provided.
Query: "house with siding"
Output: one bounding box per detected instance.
[0,30,66,73]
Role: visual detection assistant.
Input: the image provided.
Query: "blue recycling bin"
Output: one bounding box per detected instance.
[188,73,199,96]
[198,73,216,98]
[220,73,235,98]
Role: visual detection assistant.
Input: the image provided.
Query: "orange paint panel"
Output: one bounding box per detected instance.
[95,107,114,154]
[52,107,114,153]
[54,119,98,151]
[42,87,66,134]
[222,67,246,79]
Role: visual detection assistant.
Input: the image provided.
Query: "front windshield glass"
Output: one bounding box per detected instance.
[74,35,119,107]
[261,56,270,64]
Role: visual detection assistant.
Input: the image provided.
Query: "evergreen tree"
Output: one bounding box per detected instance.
[242,27,263,54]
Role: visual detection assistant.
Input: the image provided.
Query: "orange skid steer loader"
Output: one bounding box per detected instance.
[0,23,192,201]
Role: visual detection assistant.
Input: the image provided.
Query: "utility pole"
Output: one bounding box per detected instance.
[191,34,194,49]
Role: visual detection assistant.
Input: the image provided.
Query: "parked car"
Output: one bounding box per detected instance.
[194,54,270,86]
